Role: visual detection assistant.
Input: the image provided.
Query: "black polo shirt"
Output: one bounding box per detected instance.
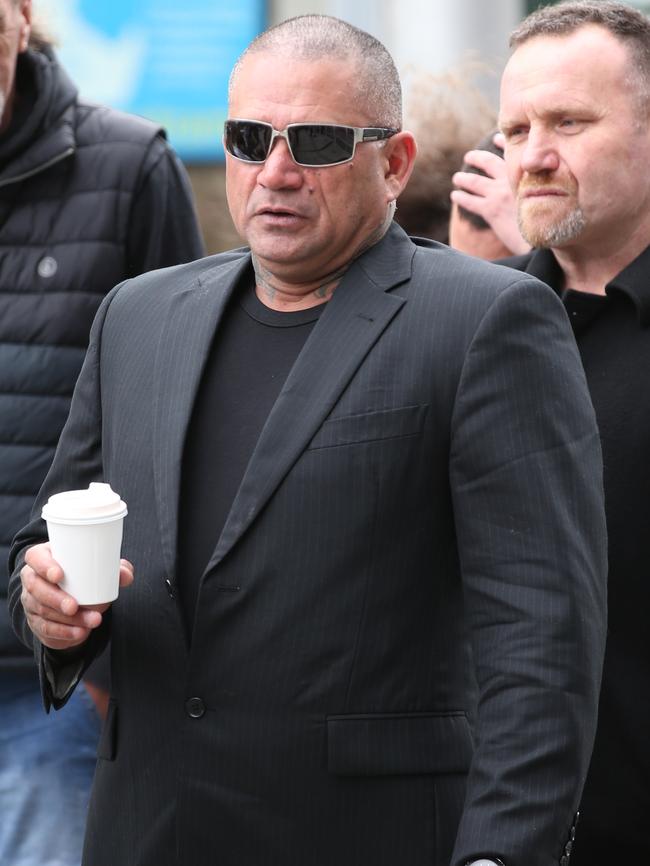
[502,246,650,861]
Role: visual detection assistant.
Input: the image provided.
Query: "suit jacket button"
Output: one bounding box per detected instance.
[185,697,206,718]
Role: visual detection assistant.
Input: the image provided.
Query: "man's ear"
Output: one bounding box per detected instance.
[18,1,32,53]
[384,131,417,202]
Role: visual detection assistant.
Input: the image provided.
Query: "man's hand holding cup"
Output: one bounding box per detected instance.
[20,483,133,651]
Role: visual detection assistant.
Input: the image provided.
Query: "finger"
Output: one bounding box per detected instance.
[25,593,103,629]
[493,131,506,150]
[21,565,81,616]
[27,613,93,650]
[452,171,497,197]
[461,150,506,177]
[24,542,64,585]
[450,188,489,218]
[119,559,134,587]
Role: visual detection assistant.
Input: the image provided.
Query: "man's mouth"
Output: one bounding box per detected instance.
[520,187,568,199]
[256,206,305,219]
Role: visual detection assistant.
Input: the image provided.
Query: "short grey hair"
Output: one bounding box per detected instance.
[229,15,402,129]
[511,1,650,111]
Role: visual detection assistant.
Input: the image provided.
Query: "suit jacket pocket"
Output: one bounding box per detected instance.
[308,404,428,450]
[97,698,117,761]
[327,711,473,776]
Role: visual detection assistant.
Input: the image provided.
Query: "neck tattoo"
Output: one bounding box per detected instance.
[253,201,397,305]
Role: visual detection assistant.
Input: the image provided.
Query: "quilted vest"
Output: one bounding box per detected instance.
[0,48,163,662]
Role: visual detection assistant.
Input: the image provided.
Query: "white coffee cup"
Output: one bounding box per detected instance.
[41,483,128,605]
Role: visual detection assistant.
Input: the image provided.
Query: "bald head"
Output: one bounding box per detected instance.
[229,15,402,129]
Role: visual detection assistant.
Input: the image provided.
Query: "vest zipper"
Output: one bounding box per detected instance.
[0,146,75,189]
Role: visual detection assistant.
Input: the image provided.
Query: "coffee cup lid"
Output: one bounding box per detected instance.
[42,483,127,524]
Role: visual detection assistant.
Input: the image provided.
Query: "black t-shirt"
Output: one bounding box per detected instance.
[561,287,607,334]
[177,278,325,631]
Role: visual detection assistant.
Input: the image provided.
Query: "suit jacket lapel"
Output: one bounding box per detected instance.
[206,224,416,571]
[153,254,251,585]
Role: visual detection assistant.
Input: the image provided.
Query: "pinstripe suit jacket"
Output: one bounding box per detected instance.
[9,223,607,866]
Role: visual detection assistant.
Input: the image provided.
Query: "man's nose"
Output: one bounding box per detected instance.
[520,130,560,174]
[257,137,303,189]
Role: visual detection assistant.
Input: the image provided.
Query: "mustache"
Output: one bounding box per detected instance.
[518,177,576,197]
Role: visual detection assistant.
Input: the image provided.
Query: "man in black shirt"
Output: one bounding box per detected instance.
[494,2,650,861]
[8,14,606,866]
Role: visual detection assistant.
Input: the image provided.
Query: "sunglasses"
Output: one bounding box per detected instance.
[224,119,399,167]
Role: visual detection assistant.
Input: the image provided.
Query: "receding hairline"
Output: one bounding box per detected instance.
[510,0,650,47]
[509,1,650,111]
[229,15,402,129]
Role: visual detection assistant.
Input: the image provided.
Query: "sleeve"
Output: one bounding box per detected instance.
[448,278,607,866]
[125,135,205,276]
[7,284,123,711]
[40,617,111,709]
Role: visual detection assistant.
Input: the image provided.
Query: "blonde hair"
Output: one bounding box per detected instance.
[396,67,495,242]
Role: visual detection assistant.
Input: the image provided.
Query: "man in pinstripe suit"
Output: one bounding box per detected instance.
[9,15,606,866]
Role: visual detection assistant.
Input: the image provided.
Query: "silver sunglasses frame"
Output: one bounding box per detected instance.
[224,118,398,167]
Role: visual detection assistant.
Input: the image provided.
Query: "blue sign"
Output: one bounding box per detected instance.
[40,0,266,160]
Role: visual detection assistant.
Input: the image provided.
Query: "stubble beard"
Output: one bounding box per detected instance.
[517,197,587,249]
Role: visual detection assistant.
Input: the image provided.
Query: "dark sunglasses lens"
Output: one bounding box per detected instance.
[288,125,355,165]
[224,121,271,162]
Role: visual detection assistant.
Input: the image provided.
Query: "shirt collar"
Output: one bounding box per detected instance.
[522,245,650,327]
[606,245,650,326]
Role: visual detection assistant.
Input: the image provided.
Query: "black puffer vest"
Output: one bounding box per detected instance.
[0,48,164,663]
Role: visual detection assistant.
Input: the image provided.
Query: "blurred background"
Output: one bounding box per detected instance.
[36,0,650,253]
